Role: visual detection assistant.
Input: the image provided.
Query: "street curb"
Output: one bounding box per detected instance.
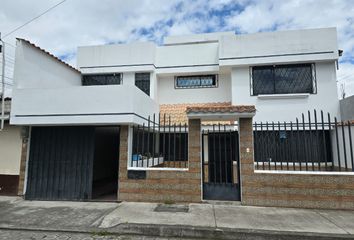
[0,223,353,240]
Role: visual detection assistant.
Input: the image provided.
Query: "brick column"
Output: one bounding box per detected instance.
[117,125,129,201]
[238,117,254,205]
[188,119,201,173]
[18,127,29,196]
[187,119,202,201]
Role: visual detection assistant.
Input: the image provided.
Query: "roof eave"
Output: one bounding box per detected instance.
[187,112,256,121]
[16,38,81,74]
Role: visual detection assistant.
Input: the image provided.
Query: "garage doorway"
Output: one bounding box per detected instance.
[25,126,120,201]
[25,126,96,200]
[91,127,120,201]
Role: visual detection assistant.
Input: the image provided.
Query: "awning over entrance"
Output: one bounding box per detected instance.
[186,105,256,121]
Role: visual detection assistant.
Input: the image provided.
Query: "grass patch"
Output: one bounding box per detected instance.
[164,200,175,205]
[91,230,112,236]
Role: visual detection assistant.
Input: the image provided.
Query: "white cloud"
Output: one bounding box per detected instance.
[0,0,353,98]
[338,62,354,98]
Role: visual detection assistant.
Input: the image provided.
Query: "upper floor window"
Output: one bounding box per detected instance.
[135,73,150,96]
[251,64,316,95]
[82,73,122,86]
[175,75,218,89]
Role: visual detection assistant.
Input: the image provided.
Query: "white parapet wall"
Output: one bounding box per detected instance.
[13,39,82,89]
[10,85,159,126]
[11,39,159,126]
[219,27,339,66]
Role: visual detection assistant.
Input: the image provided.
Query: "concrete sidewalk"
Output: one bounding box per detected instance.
[0,196,354,239]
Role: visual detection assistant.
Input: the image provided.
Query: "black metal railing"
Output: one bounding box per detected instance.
[254,110,354,172]
[131,114,188,169]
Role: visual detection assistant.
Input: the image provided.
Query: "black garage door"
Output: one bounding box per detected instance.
[25,126,95,200]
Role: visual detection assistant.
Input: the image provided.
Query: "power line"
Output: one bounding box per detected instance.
[2,0,67,39]
[4,42,16,48]
[0,81,13,86]
[0,75,13,81]
[0,61,15,66]
[0,58,15,64]
[4,62,14,67]
[4,54,15,60]
[338,75,353,81]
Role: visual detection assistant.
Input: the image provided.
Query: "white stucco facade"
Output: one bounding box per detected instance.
[158,73,231,104]
[231,61,340,122]
[10,39,159,125]
[10,27,341,125]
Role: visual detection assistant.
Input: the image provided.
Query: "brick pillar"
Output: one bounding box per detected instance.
[238,117,254,205]
[18,127,29,196]
[188,119,202,201]
[118,125,129,201]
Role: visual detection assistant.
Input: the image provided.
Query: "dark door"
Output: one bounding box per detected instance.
[25,126,95,200]
[202,130,240,201]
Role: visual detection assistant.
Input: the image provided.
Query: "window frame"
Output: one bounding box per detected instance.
[174,74,218,89]
[135,72,151,96]
[250,63,317,96]
[82,73,123,86]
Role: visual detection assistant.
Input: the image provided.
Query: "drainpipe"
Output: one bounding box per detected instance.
[0,33,5,131]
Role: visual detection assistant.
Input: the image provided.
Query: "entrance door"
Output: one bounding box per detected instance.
[202,128,240,201]
[25,126,95,200]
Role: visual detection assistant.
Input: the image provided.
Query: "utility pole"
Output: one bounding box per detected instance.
[0,32,5,131]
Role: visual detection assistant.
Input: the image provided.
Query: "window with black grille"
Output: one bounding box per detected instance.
[82,73,122,86]
[251,64,316,95]
[135,73,150,96]
[175,75,218,89]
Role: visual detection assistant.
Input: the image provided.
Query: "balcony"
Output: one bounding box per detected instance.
[10,85,159,125]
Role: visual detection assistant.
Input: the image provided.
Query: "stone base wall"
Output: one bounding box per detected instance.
[118,119,202,203]
[242,173,354,209]
[0,175,19,195]
[239,118,354,210]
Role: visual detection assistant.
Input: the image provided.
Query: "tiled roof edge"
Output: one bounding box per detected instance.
[17,38,81,74]
[186,105,256,114]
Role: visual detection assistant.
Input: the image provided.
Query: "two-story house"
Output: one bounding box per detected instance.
[10,27,341,202]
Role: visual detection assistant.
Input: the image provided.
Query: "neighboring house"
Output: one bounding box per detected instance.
[10,27,347,205]
[340,95,354,121]
[0,98,23,195]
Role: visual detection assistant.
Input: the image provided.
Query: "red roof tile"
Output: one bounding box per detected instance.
[160,102,233,125]
[186,105,256,114]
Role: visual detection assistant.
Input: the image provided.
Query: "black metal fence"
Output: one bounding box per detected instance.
[254,110,354,172]
[131,114,188,169]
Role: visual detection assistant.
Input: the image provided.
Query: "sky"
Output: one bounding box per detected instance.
[0,0,353,97]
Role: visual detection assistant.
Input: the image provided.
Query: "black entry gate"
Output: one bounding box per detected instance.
[202,125,240,201]
[25,126,95,200]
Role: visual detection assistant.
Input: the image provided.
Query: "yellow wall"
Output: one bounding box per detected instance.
[0,124,22,175]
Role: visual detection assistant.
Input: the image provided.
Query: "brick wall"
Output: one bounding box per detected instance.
[17,129,29,196]
[118,119,202,203]
[239,118,354,210]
